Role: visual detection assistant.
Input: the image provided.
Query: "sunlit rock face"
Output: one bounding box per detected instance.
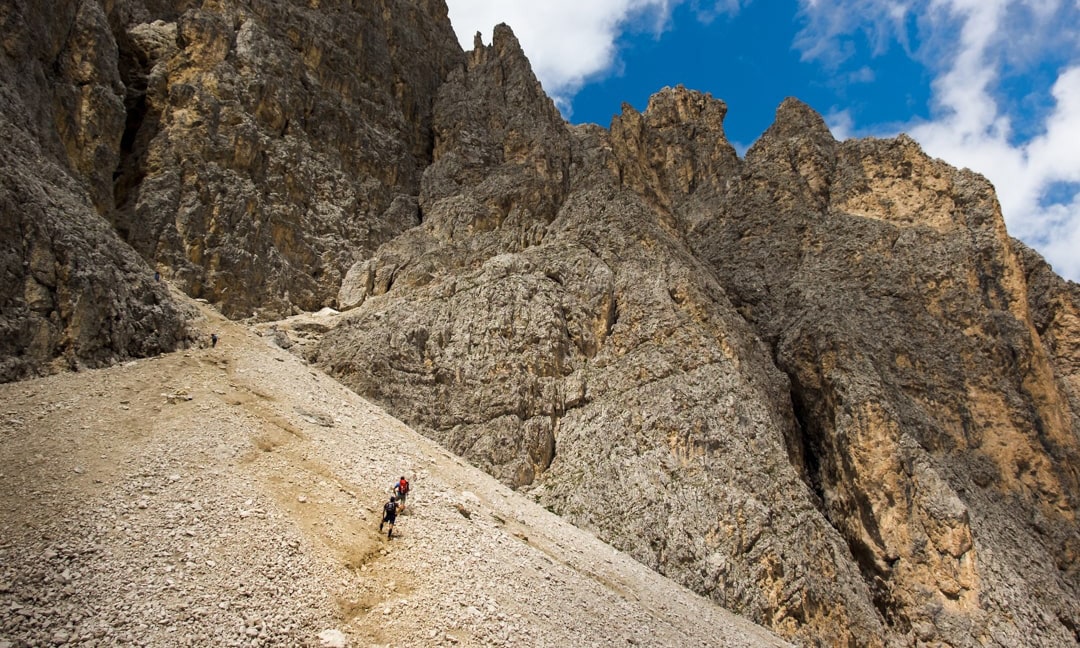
[105,0,465,319]
[690,98,1080,646]
[3,2,1077,646]
[319,47,1079,646]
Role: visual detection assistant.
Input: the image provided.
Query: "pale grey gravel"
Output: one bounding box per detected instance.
[0,304,790,648]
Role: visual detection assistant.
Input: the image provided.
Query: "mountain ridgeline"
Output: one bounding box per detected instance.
[2,1,1078,646]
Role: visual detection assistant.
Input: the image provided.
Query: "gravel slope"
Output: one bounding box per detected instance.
[0,293,790,648]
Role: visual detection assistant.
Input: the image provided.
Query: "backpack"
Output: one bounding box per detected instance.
[398,479,409,495]
[384,500,398,517]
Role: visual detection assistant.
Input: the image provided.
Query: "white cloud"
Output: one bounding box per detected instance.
[445,1,768,118]
[914,65,1080,240]
[848,66,877,83]
[825,108,857,139]
[1036,195,1080,281]
[794,0,917,64]
[689,0,752,23]
[445,0,679,112]
[797,0,1080,281]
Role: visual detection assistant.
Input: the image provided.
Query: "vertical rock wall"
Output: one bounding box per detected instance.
[107,0,465,318]
[0,0,190,381]
[687,99,1080,645]
[1,0,466,376]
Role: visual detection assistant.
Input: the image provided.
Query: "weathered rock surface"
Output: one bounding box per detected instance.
[1019,241,1080,424]
[2,1,1078,647]
[0,0,192,382]
[107,0,465,318]
[688,99,1080,646]
[2,0,464,362]
[315,33,1080,648]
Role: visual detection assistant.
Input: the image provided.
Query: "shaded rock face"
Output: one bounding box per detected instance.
[323,25,575,485]
[3,2,1079,647]
[106,0,465,319]
[2,0,464,372]
[0,0,191,382]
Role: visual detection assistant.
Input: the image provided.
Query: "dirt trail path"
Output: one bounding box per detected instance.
[0,291,790,647]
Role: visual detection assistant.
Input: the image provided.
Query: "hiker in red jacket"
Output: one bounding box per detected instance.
[393,476,410,507]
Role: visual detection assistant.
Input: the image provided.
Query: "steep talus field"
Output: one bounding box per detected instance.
[0,292,790,647]
[2,1,1078,647]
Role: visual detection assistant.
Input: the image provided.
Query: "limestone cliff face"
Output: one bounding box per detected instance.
[1020,242,1080,429]
[2,0,464,374]
[3,2,1078,647]
[317,40,1080,648]
[688,100,1080,645]
[0,0,191,381]
[325,25,575,485]
[108,0,465,318]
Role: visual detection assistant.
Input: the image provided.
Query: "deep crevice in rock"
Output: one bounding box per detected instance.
[788,385,824,512]
[111,29,161,246]
[788,370,908,634]
[604,295,619,339]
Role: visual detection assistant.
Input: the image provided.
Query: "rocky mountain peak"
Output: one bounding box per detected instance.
[607,85,740,230]
[742,97,837,208]
[643,84,728,126]
[470,22,527,64]
[425,20,567,208]
[766,96,833,139]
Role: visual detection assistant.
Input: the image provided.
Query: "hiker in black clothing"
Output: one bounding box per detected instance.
[379,496,398,539]
[211,333,219,348]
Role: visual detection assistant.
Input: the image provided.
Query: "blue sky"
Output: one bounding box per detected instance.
[569,0,933,150]
[445,0,1080,282]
